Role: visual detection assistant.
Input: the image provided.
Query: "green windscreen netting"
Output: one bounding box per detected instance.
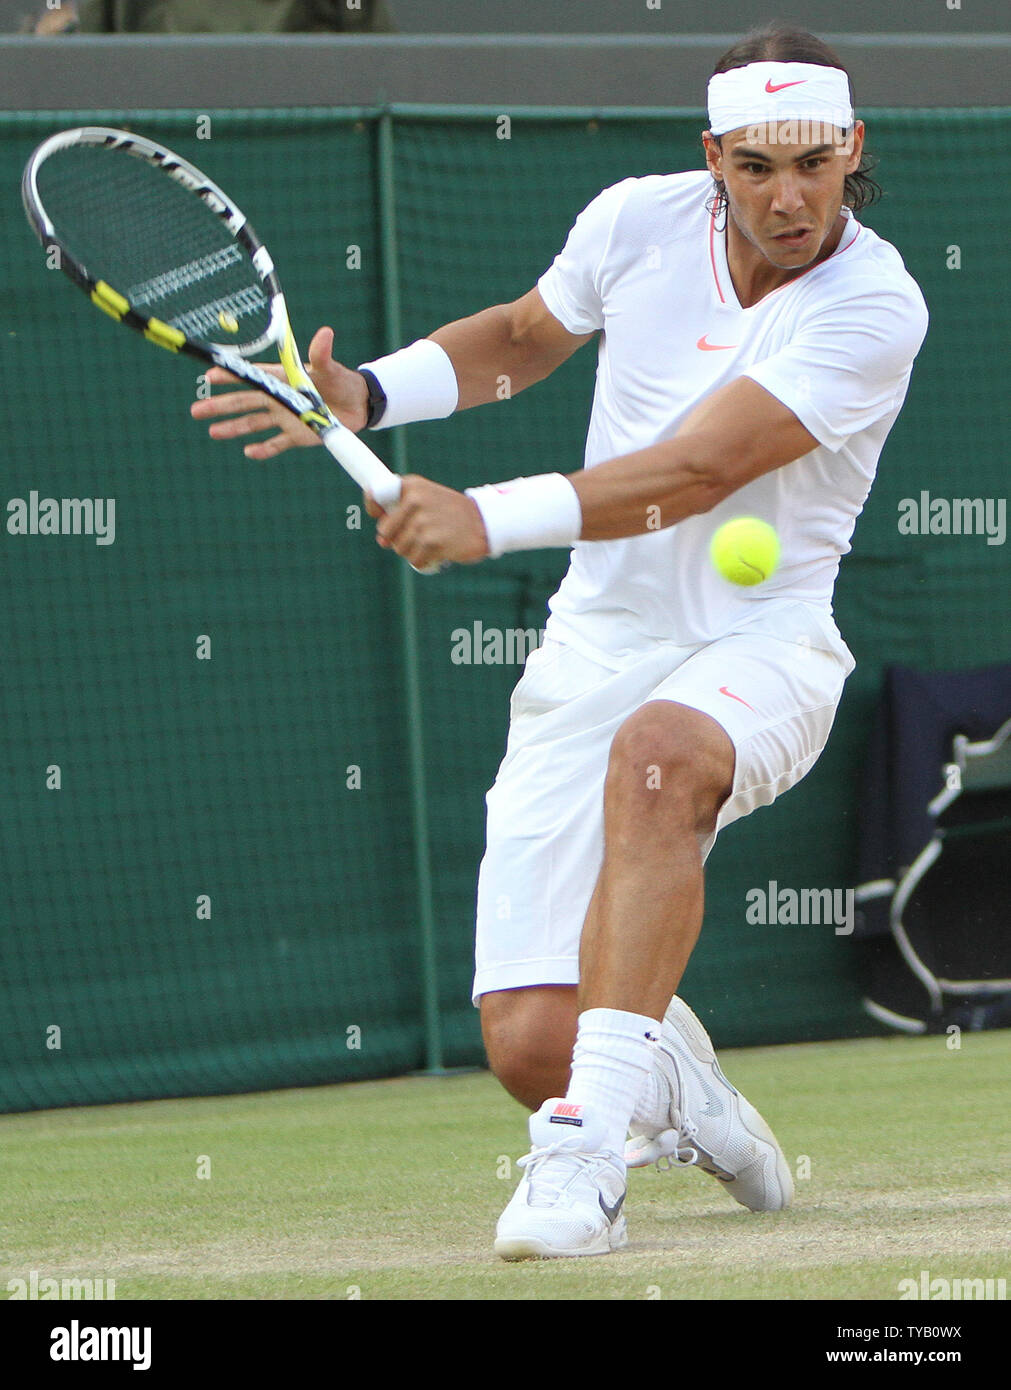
[1,108,1008,1112]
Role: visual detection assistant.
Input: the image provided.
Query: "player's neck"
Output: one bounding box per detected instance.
[726,212,848,309]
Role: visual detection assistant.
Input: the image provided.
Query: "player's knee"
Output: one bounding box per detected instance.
[480,988,576,1109]
[606,701,732,835]
[485,1042,552,1109]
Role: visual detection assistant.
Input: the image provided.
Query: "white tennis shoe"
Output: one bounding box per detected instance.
[625,995,793,1212]
[494,1099,628,1260]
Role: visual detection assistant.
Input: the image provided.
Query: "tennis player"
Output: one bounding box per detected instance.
[193,26,928,1259]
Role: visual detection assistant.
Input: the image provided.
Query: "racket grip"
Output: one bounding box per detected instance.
[319,422,443,576]
[321,421,401,505]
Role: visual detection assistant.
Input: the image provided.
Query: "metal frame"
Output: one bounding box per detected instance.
[889,718,1011,1013]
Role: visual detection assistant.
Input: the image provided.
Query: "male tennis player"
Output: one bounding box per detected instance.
[194,27,928,1259]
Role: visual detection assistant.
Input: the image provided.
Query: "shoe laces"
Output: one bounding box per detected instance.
[654,1110,701,1172]
[518,1142,612,1207]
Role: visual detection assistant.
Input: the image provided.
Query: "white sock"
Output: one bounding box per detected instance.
[630,1069,671,1132]
[565,1007,662,1158]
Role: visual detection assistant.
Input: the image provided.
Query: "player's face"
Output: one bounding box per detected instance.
[706,120,864,269]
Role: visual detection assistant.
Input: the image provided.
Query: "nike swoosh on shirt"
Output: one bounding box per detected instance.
[719,686,757,713]
[697,335,737,351]
[765,78,807,92]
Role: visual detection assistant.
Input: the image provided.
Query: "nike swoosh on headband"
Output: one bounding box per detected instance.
[765,78,808,93]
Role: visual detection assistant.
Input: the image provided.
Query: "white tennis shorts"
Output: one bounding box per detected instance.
[472,599,855,1003]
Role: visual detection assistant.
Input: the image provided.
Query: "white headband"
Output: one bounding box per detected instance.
[707,62,854,138]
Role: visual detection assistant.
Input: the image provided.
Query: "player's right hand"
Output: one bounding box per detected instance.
[189,326,370,460]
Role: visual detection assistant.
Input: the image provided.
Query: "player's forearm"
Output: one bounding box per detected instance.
[466,379,820,558]
[465,434,734,560]
[358,288,587,429]
[569,377,819,541]
[428,305,564,410]
[568,438,732,541]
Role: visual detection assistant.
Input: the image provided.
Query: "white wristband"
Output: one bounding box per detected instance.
[465,474,582,558]
[357,339,459,429]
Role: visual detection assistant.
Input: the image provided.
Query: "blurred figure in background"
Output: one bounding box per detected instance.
[16,0,75,30]
[28,0,394,32]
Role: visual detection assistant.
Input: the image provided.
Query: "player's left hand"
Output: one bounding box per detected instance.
[365,475,490,569]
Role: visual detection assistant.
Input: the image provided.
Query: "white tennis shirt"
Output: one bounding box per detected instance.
[536,171,929,664]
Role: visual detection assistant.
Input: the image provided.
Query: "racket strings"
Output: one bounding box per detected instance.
[35,145,272,349]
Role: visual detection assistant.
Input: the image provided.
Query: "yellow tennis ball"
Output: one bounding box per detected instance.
[710,517,780,586]
[217,310,239,334]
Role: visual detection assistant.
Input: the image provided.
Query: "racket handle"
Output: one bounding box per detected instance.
[319,422,443,576]
[320,421,401,506]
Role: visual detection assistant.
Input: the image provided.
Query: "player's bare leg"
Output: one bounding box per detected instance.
[578,700,733,1018]
[480,985,577,1110]
[482,700,730,1109]
[495,701,727,1259]
[577,699,793,1214]
[494,701,791,1258]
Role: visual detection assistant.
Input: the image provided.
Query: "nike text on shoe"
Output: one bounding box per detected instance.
[625,996,794,1212]
[494,1099,629,1260]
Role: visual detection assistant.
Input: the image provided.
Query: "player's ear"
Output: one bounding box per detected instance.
[844,120,865,175]
[702,131,722,179]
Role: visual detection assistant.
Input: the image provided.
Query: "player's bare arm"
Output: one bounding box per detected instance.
[428,288,594,408]
[191,288,591,460]
[569,376,819,540]
[372,376,818,571]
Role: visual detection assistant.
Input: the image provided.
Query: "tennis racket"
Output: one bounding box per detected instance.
[21,125,440,573]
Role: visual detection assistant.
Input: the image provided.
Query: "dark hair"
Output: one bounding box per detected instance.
[706,23,882,219]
